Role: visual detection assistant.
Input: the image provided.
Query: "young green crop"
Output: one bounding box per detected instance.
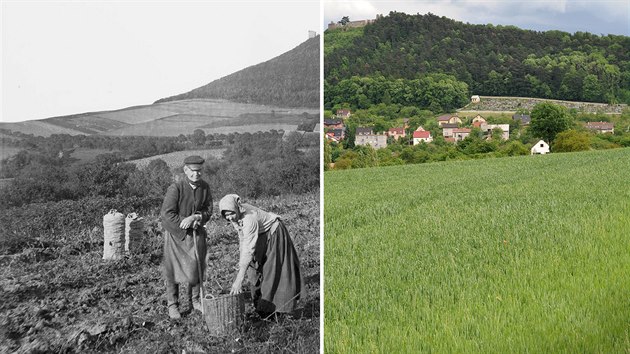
[325,148,630,353]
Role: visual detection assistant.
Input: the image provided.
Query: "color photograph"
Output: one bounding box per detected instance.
[323,0,629,352]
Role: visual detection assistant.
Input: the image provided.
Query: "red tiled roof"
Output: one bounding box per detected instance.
[413,130,431,138]
[388,127,405,134]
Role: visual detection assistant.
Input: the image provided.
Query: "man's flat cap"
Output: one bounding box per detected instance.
[184,155,205,165]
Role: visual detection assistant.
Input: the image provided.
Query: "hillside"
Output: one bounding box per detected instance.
[325,12,630,105]
[156,36,320,108]
[324,148,630,352]
[0,37,320,138]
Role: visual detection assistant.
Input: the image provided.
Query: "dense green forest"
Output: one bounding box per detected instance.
[325,12,630,110]
[157,36,319,108]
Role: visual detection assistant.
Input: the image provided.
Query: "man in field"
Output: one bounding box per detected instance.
[160,155,213,319]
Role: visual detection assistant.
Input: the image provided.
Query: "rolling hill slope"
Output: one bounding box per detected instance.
[1,36,319,137]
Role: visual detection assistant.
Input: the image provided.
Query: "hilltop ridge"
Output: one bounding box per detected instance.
[156,36,320,108]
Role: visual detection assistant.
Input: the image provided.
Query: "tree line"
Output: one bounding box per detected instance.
[0,131,319,209]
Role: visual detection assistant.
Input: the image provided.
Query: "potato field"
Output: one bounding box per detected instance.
[1,192,320,353]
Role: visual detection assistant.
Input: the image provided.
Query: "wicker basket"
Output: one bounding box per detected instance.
[202,293,245,336]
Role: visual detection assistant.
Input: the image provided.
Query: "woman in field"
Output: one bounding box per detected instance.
[219,194,304,316]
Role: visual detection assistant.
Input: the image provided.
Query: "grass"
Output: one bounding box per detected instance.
[324,148,630,353]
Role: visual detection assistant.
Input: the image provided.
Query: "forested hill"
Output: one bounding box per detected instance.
[325,12,630,105]
[156,36,319,108]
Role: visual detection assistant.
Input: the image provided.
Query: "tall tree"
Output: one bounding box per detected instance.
[529,102,572,143]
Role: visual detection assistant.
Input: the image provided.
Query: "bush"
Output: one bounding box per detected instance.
[553,130,591,152]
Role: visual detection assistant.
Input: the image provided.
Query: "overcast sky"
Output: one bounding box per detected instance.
[324,0,629,37]
[2,1,320,123]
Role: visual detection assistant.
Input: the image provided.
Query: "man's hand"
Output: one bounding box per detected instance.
[179,215,198,229]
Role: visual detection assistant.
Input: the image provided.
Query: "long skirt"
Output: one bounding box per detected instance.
[163,228,207,285]
[248,220,304,314]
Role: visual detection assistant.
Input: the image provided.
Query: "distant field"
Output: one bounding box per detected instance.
[127,149,226,169]
[0,121,85,137]
[43,115,131,134]
[94,106,180,125]
[325,148,630,353]
[0,98,318,137]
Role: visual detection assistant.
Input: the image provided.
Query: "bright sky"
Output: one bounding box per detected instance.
[324,0,629,37]
[1,1,321,123]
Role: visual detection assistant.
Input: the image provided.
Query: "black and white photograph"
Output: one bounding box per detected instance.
[1,1,321,352]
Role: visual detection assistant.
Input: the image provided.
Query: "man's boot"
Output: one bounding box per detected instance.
[190,284,202,312]
[166,282,181,319]
[168,304,181,320]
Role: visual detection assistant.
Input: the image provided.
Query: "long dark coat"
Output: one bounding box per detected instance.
[160,177,212,284]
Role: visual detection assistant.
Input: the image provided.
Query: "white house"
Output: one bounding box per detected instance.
[471,95,481,103]
[531,140,550,155]
[413,130,433,145]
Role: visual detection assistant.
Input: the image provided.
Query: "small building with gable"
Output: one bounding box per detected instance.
[437,114,462,127]
[531,140,550,155]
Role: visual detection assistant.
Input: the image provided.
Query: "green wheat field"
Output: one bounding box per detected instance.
[324,148,630,353]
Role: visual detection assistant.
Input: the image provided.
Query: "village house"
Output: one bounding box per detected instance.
[441,123,459,138]
[324,118,344,130]
[585,121,614,134]
[480,123,510,140]
[387,127,406,140]
[531,140,550,155]
[471,115,486,128]
[412,130,433,145]
[472,114,486,124]
[471,95,481,103]
[325,128,345,143]
[355,127,373,136]
[512,114,531,125]
[437,114,462,127]
[336,109,352,120]
[452,128,472,142]
[355,133,388,149]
